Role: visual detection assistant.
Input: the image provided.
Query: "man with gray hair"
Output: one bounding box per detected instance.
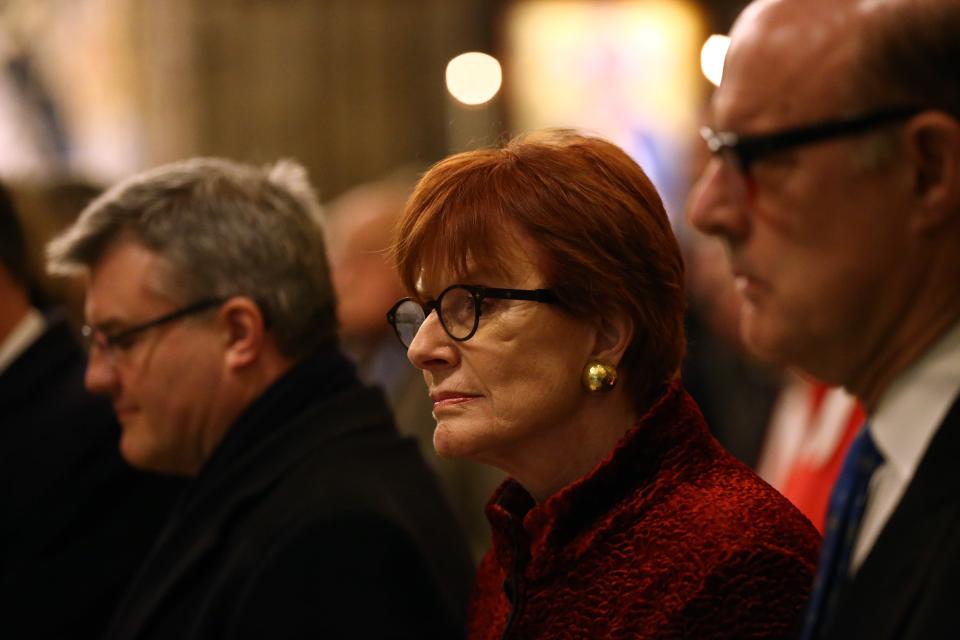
[48,157,473,639]
[688,0,960,638]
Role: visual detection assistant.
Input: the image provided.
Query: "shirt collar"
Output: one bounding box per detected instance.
[0,308,46,374]
[870,320,960,483]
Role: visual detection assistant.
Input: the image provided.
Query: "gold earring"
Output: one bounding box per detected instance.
[582,361,618,393]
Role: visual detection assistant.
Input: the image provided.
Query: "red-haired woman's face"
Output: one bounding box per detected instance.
[406,230,597,472]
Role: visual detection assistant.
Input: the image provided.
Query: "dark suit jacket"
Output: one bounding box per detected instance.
[824,392,960,639]
[103,342,475,640]
[0,315,184,639]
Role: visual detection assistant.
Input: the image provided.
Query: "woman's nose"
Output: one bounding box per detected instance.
[406,311,459,371]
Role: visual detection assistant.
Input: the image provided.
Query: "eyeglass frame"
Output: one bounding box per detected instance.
[386,284,558,348]
[700,105,925,176]
[82,297,226,363]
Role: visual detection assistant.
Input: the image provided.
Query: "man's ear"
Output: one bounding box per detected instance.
[218,297,266,369]
[904,111,960,233]
[590,309,634,368]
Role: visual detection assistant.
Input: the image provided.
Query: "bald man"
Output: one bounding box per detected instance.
[688,1,960,638]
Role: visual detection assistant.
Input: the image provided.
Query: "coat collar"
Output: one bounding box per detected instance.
[485,382,715,578]
[107,341,394,638]
[189,339,358,493]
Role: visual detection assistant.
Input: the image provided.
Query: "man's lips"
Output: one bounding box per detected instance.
[113,404,138,420]
[733,271,769,302]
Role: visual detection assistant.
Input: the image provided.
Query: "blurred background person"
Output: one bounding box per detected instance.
[324,170,503,559]
[0,180,183,639]
[6,179,104,325]
[389,130,820,639]
[47,157,474,639]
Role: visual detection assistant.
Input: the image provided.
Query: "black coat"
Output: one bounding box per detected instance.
[103,342,475,640]
[0,315,184,639]
[823,392,960,639]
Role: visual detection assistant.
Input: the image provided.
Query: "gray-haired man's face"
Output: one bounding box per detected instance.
[83,239,228,475]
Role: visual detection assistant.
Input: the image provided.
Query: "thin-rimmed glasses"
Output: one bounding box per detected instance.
[82,298,225,365]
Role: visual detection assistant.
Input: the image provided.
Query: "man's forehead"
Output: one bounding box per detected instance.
[85,240,172,324]
[713,0,863,129]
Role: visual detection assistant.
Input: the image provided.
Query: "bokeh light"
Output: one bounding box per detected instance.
[445,52,503,106]
[700,34,730,87]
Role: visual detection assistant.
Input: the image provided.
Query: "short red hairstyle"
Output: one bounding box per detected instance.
[392,130,685,411]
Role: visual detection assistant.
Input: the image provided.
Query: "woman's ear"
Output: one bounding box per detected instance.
[218,297,266,369]
[591,309,634,367]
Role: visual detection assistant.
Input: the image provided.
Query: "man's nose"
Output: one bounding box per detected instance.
[84,346,119,396]
[686,158,751,242]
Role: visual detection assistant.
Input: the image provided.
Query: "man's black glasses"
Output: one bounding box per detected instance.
[701,105,924,174]
[82,298,225,359]
[387,284,558,348]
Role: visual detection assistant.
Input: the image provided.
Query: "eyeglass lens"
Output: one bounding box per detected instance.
[393,286,480,347]
[393,300,426,347]
[438,286,477,339]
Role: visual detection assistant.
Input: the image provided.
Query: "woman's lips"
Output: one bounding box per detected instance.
[430,392,480,411]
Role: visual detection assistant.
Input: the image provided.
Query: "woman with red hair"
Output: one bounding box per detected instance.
[388,130,819,639]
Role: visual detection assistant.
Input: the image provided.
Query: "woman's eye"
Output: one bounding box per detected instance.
[451,298,475,321]
[478,298,499,315]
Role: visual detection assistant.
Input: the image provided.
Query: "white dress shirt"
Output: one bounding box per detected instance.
[0,307,46,375]
[851,320,960,573]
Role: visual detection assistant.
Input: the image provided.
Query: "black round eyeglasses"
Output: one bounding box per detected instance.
[386,284,558,348]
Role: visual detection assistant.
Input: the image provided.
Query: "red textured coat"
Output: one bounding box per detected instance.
[468,383,821,639]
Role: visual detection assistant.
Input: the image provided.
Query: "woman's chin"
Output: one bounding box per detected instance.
[432,422,476,460]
